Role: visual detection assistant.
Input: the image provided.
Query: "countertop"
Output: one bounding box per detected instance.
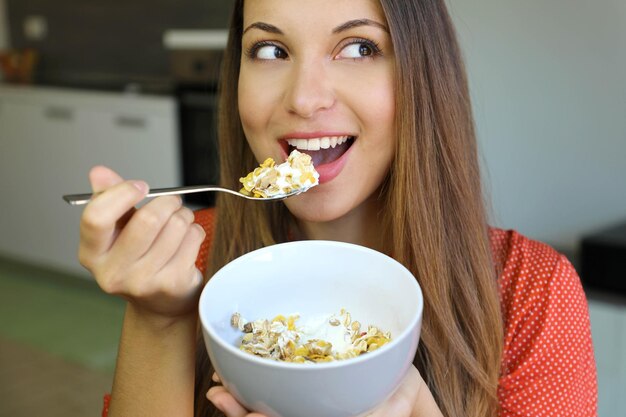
[1,73,178,97]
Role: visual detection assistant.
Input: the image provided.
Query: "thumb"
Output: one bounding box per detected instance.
[89,165,125,193]
[368,366,422,417]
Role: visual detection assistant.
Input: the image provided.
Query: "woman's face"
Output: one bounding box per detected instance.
[239,0,395,222]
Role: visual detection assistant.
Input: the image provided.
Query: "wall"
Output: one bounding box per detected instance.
[448,0,626,251]
[5,0,234,83]
[0,0,9,51]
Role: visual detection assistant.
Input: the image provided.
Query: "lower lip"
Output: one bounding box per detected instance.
[315,144,354,184]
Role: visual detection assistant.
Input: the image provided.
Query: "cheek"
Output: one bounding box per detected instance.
[238,69,281,161]
[355,87,396,167]
[368,73,395,137]
[368,87,395,143]
[345,69,396,197]
[238,65,287,129]
[338,65,395,141]
[238,71,263,136]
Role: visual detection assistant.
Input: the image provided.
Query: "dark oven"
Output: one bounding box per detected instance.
[177,84,219,207]
[170,48,223,207]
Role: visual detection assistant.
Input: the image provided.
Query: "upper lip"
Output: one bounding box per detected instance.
[279,132,357,140]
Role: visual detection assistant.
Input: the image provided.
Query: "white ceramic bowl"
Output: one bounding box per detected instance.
[199,240,423,417]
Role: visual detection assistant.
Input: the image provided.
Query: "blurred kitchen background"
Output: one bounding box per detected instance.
[0,0,624,416]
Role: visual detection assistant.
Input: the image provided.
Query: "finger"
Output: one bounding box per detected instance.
[90,165,138,232]
[137,206,196,271]
[154,225,205,303]
[212,372,221,383]
[158,222,206,275]
[80,180,148,256]
[89,165,140,229]
[206,386,250,417]
[108,196,184,262]
[89,165,125,193]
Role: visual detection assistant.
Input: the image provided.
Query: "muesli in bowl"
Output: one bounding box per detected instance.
[231,309,391,363]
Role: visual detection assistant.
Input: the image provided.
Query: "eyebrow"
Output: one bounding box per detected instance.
[242,18,389,36]
[332,19,389,34]
[242,22,283,36]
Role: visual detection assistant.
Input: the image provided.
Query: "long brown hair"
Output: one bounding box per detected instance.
[195,1,503,416]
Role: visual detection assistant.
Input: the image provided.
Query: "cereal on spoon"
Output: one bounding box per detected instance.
[239,150,319,198]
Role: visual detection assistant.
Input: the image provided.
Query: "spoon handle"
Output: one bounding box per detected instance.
[62,185,244,206]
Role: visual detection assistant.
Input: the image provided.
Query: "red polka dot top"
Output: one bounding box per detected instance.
[102,208,597,417]
[490,227,597,416]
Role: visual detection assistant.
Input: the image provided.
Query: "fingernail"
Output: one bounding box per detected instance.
[206,387,218,400]
[132,180,149,194]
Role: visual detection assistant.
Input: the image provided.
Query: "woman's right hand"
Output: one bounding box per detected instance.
[78,165,206,323]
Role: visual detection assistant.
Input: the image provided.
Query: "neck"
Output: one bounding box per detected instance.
[295,194,387,254]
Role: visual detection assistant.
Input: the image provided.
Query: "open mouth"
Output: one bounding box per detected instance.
[281,136,356,167]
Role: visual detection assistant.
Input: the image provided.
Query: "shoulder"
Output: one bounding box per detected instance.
[488,227,566,279]
[193,207,217,274]
[488,227,584,330]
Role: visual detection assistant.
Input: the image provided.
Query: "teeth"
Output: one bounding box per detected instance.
[285,136,352,151]
[297,139,308,150]
[308,138,320,151]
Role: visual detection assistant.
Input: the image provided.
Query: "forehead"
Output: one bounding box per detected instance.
[242,0,386,30]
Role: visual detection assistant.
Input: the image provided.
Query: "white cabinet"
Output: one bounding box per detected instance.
[0,85,181,276]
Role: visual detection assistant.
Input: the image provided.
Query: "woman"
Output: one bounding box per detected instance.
[80,0,597,416]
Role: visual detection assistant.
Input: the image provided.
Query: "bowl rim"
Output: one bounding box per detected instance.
[198,240,423,370]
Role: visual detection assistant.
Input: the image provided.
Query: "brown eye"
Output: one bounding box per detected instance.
[256,45,288,60]
[335,40,381,60]
[275,48,288,59]
[359,44,373,56]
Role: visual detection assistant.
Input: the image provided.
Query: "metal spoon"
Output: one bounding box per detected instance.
[62,184,313,206]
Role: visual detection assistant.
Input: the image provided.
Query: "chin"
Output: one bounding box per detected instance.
[283,193,354,224]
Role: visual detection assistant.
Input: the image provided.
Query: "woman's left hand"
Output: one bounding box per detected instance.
[206,365,425,417]
[206,372,267,417]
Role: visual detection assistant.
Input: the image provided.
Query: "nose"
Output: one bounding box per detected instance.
[284,61,335,118]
